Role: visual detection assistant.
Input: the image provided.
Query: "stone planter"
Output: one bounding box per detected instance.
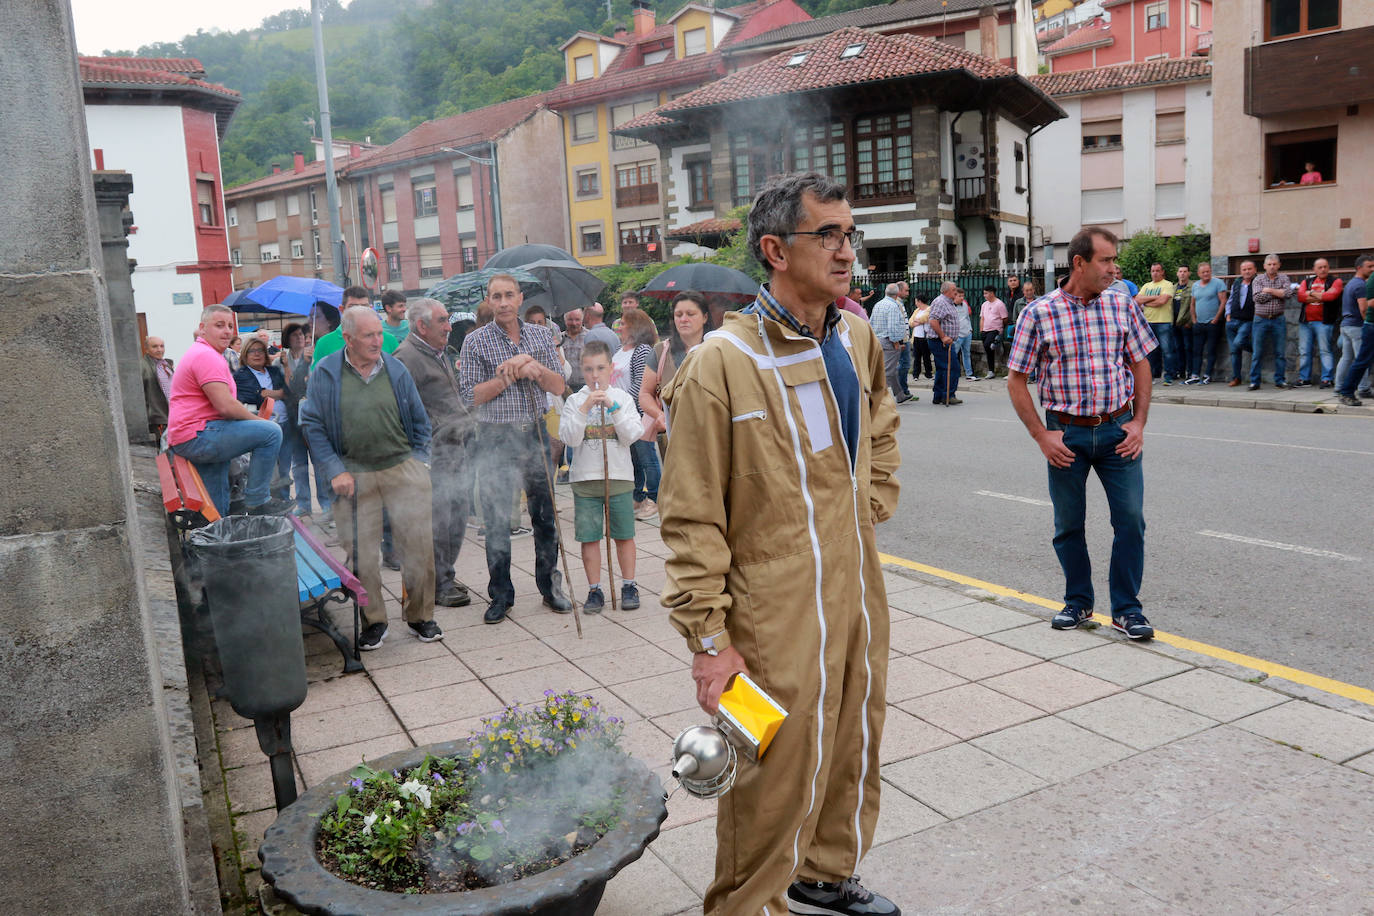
[259,739,668,915]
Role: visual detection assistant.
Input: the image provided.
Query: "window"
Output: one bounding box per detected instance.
[1081,187,1124,223]
[255,199,276,222]
[381,186,397,223]
[1004,237,1027,265]
[789,121,847,187]
[418,242,443,279]
[1189,0,1201,26]
[308,186,319,224]
[1264,125,1337,186]
[618,220,661,261]
[611,99,656,150]
[231,248,242,267]
[686,158,713,209]
[1265,0,1339,39]
[575,167,600,197]
[456,171,474,210]
[259,242,281,262]
[414,184,439,217]
[1014,142,1025,192]
[616,162,658,207]
[854,112,913,200]
[787,52,808,66]
[227,206,238,227]
[1082,118,1123,150]
[1155,182,1186,218]
[731,132,784,206]
[579,224,604,255]
[841,43,865,59]
[683,27,707,57]
[463,246,478,272]
[574,54,593,81]
[386,249,401,279]
[644,48,670,64]
[286,194,300,217]
[312,230,322,270]
[290,238,304,259]
[196,180,216,225]
[1145,1,1168,29]
[572,110,597,142]
[1156,111,1185,143]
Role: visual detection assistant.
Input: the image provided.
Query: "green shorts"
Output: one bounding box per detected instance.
[574,490,635,542]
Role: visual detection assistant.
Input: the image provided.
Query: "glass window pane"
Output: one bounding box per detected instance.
[1268,0,1301,36]
[1308,0,1339,29]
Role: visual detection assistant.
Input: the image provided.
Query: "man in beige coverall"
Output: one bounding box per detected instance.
[660,171,902,916]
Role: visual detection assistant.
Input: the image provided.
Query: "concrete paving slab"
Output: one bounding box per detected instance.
[286,699,405,755]
[649,819,719,898]
[352,634,453,670]
[431,616,536,650]
[541,621,650,660]
[887,617,973,655]
[659,778,719,831]
[970,716,1136,780]
[915,638,1041,681]
[982,866,1174,914]
[225,762,279,815]
[598,844,701,916]
[1055,642,1191,687]
[922,602,1040,636]
[407,715,493,748]
[387,679,504,731]
[881,571,925,594]
[899,683,1043,740]
[1345,750,1374,777]
[1233,700,1374,763]
[887,584,975,615]
[983,620,1105,659]
[618,717,674,766]
[878,706,961,764]
[620,611,687,647]
[883,654,969,702]
[366,655,477,696]
[483,660,599,708]
[871,781,946,846]
[293,672,382,717]
[232,807,278,870]
[1135,668,1289,722]
[882,743,1046,819]
[982,660,1123,713]
[1058,691,1217,750]
[609,669,699,719]
[457,638,564,678]
[573,642,687,687]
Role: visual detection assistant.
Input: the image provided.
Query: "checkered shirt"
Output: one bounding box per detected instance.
[458,320,562,423]
[1006,285,1157,416]
[869,295,908,344]
[927,294,961,340]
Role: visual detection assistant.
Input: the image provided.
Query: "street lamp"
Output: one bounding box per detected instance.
[441,145,503,255]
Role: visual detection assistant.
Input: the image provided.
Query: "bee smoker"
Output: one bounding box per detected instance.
[670,673,787,799]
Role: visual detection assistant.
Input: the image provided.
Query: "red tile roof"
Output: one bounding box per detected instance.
[346,93,552,174]
[1029,57,1211,95]
[225,158,335,197]
[665,216,742,240]
[726,0,1005,52]
[81,56,207,75]
[79,56,239,101]
[1042,17,1114,55]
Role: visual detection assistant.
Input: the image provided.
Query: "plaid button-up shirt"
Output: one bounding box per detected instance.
[869,295,908,344]
[458,320,562,424]
[1007,285,1157,416]
[927,294,961,340]
[1252,271,1292,319]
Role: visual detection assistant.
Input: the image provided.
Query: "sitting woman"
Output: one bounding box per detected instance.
[612,308,661,521]
[639,290,713,445]
[233,336,290,501]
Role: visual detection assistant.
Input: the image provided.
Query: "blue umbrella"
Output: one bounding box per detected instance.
[222,289,259,311]
[241,275,344,315]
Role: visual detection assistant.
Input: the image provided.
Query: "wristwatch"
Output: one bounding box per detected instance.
[700,632,724,657]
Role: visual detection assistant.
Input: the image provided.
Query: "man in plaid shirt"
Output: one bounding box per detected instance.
[1006,227,1158,641]
[927,281,963,405]
[459,273,573,624]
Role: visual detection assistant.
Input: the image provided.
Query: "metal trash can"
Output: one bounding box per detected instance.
[189,515,306,809]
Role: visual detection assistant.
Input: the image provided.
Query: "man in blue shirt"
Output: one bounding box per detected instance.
[1185,262,1228,384]
[1336,255,1373,400]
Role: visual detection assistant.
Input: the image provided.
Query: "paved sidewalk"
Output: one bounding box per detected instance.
[212,500,1374,914]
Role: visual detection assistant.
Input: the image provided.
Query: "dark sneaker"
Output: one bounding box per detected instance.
[1112,612,1155,640]
[584,587,605,614]
[435,585,471,608]
[358,622,388,651]
[510,525,533,539]
[620,582,640,611]
[542,589,573,614]
[319,508,334,528]
[483,600,510,624]
[1274,381,1289,390]
[1319,380,1334,389]
[1248,383,1260,391]
[1340,395,1363,407]
[247,497,295,516]
[1183,375,1200,385]
[1051,606,1093,630]
[1358,388,1374,399]
[787,875,900,915]
[381,552,401,571]
[408,619,444,642]
[1293,380,1311,388]
[945,397,963,405]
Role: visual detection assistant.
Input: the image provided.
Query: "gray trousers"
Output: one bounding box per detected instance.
[882,341,903,396]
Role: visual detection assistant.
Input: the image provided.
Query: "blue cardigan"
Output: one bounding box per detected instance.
[299,350,432,484]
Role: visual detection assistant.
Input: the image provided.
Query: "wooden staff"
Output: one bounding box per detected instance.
[537,416,583,638]
[600,397,618,611]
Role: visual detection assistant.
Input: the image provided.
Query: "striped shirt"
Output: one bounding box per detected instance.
[869,295,908,344]
[457,320,561,424]
[1007,285,1157,416]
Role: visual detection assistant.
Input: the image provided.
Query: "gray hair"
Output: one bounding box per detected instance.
[1264,253,1281,264]
[940,280,958,295]
[407,297,446,326]
[747,171,848,274]
[340,304,379,335]
[885,282,902,296]
[200,304,233,324]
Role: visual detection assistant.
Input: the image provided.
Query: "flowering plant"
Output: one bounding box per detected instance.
[317,691,625,895]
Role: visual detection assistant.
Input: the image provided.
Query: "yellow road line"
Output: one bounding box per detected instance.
[879,552,1374,708]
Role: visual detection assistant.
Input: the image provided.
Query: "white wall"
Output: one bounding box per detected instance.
[1029,97,1081,252]
[997,116,1031,219]
[1120,88,1154,234]
[665,142,710,231]
[1183,80,1212,229]
[85,104,205,360]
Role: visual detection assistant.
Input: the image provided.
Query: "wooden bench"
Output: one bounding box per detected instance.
[158,450,367,673]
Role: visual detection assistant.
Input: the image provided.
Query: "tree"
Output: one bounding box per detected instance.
[1117,226,1211,287]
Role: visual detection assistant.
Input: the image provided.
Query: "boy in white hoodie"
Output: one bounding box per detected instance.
[558,340,644,611]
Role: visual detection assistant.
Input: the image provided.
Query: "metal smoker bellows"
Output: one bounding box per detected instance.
[669,673,787,799]
[671,726,738,798]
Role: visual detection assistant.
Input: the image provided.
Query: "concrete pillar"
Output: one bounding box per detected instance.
[911,105,945,272]
[94,170,151,444]
[0,3,192,911]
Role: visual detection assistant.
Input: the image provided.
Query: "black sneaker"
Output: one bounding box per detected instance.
[407,619,444,642]
[483,600,510,624]
[435,585,471,608]
[358,622,388,651]
[1051,606,1093,630]
[1111,612,1154,640]
[584,587,605,614]
[247,496,295,516]
[945,397,963,405]
[1248,383,1260,391]
[620,582,640,610]
[1293,379,1311,388]
[787,875,899,915]
[1340,395,1363,407]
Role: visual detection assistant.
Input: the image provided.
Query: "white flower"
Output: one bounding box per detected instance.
[361,812,378,836]
[399,778,432,809]
[392,799,401,811]
[413,785,432,809]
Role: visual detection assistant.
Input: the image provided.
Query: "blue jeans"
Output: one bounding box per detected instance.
[631,438,661,503]
[171,418,282,514]
[1172,324,1192,378]
[896,342,912,396]
[956,334,973,376]
[288,418,333,513]
[930,338,959,402]
[1336,325,1371,393]
[1148,323,1175,379]
[1191,321,1223,378]
[1226,320,1251,381]
[1045,409,1145,617]
[1297,321,1336,383]
[1250,315,1287,385]
[1337,324,1374,397]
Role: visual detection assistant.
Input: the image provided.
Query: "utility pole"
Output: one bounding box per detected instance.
[312,0,349,288]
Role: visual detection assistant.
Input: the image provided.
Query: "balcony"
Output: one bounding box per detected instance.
[615,183,659,208]
[1244,25,1374,117]
[955,177,993,218]
[619,242,662,264]
[852,178,914,202]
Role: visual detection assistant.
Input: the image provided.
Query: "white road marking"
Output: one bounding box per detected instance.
[976,489,1052,507]
[1152,432,1374,457]
[1197,530,1360,562]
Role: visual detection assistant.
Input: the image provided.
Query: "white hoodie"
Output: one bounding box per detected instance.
[558,385,643,484]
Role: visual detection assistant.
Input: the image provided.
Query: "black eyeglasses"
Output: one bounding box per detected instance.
[789,227,864,251]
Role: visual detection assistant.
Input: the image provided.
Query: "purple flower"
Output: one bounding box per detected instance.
[491,819,505,834]
[392,769,401,779]
[456,821,476,836]
[349,777,365,790]
[432,772,445,785]
[543,689,554,697]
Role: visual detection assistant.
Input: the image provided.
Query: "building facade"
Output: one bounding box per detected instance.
[1211,0,1374,272]
[1029,58,1212,264]
[1042,0,1212,71]
[81,57,240,359]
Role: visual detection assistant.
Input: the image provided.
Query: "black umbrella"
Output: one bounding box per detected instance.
[641,263,760,303]
[484,244,605,317]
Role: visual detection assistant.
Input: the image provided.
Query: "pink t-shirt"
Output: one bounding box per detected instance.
[981,297,1008,332]
[167,338,233,446]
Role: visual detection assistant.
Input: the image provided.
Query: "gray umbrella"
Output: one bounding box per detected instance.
[484,245,605,317]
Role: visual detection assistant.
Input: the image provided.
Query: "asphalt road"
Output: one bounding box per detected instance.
[878,388,1374,690]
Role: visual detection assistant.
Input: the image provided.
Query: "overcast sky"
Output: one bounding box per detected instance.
[70,0,303,55]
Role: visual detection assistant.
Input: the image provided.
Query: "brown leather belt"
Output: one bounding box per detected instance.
[1050,404,1132,427]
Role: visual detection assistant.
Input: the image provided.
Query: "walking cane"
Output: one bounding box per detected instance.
[350,490,360,662]
[537,417,583,638]
[599,399,618,611]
